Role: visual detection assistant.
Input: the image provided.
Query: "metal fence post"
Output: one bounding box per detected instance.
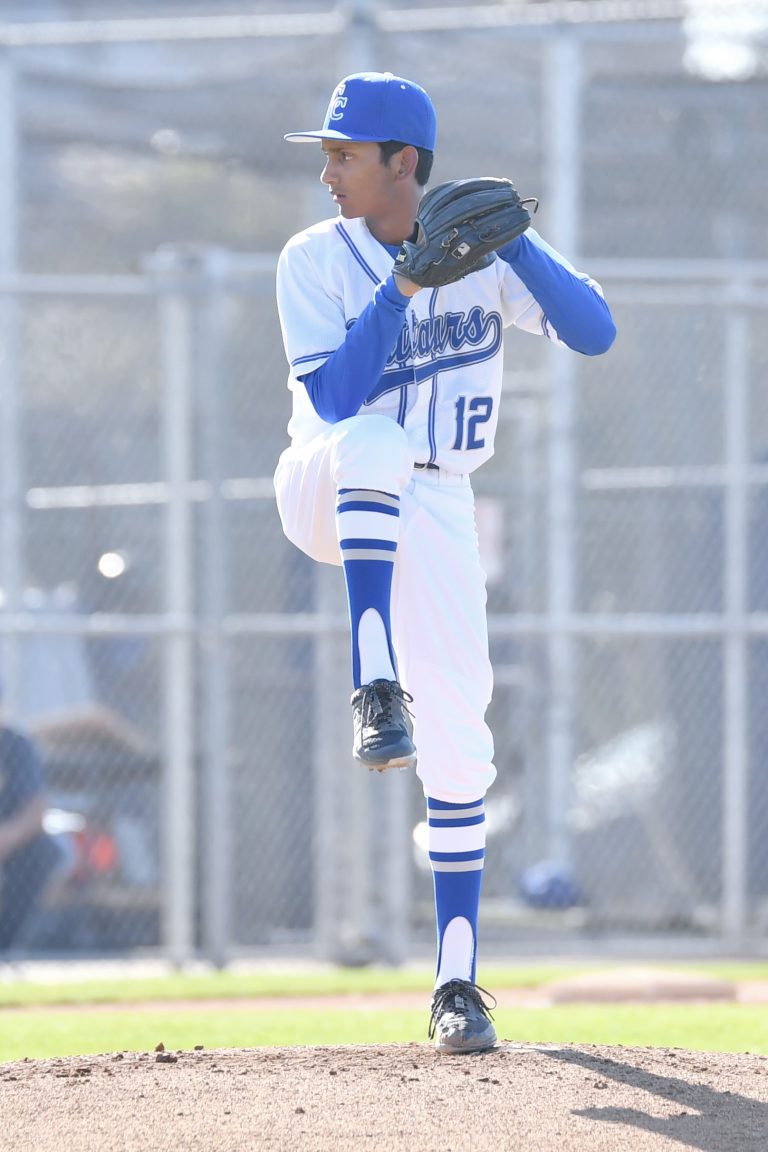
[196,248,234,967]
[376,769,411,966]
[544,32,581,866]
[0,49,22,714]
[313,567,349,961]
[150,251,197,966]
[722,298,750,944]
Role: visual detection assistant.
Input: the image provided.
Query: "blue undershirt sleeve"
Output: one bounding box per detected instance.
[299,274,411,423]
[497,233,616,355]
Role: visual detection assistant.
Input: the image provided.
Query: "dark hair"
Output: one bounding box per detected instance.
[378,140,434,187]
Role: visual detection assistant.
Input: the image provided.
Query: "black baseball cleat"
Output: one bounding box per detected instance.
[429,979,498,1054]
[350,678,416,772]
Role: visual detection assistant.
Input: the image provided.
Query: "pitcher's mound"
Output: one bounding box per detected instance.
[2,1041,768,1152]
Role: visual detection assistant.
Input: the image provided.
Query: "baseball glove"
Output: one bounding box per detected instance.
[393,177,538,289]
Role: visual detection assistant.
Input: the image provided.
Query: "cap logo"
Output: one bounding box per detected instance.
[328,83,347,122]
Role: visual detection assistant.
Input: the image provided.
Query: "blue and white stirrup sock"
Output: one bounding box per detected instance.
[336,488,400,689]
[427,796,486,988]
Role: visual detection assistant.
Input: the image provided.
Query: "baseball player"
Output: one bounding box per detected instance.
[274,72,616,1053]
[0,685,62,952]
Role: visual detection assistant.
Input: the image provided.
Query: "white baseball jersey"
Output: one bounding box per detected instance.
[273,212,610,800]
[276,215,585,471]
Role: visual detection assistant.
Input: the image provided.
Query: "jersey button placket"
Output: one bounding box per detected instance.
[403,307,418,428]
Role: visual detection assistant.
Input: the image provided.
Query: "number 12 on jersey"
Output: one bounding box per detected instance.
[452,395,493,451]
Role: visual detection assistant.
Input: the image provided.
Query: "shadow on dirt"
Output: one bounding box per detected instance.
[543,1047,768,1152]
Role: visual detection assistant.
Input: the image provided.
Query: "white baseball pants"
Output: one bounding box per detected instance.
[273,415,496,802]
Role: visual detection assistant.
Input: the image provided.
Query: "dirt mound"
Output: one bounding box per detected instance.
[2,1041,768,1151]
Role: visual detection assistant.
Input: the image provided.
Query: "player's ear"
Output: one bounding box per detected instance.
[397,146,418,179]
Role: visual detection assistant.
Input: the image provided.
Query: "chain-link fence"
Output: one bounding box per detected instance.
[1,1,767,962]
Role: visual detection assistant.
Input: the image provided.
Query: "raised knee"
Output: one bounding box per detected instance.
[330,416,412,492]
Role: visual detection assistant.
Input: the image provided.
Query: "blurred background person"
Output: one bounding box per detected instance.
[0,682,63,953]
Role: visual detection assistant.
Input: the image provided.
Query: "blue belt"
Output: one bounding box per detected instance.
[414,461,439,471]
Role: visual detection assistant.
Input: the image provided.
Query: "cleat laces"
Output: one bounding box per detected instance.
[355,679,414,731]
[428,979,497,1040]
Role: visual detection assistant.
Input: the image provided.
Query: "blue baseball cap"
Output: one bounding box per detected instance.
[284,72,437,151]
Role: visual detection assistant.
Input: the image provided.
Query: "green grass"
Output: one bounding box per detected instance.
[3,960,768,1062]
[3,1002,768,1064]
[1,959,767,1009]
[0,963,588,1008]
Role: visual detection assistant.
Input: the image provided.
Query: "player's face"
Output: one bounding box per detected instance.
[319,140,400,220]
